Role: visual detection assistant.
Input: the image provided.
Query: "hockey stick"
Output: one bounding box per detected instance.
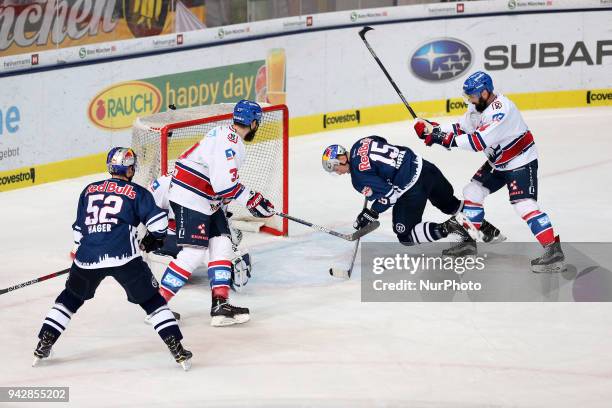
[329,198,368,279]
[0,267,70,295]
[359,26,418,120]
[275,212,379,241]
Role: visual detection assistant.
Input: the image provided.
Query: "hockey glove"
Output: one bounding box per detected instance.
[247,191,275,218]
[424,127,455,149]
[354,208,379,230]
[139,231,165,252]
[414,119,439,140]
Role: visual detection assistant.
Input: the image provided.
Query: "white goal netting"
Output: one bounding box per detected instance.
[131,103,288,236]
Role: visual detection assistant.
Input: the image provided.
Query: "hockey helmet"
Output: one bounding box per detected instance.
[463,71,494,98]
[322,144,348,173]
[233,100,263,126]
[107,147,137,177]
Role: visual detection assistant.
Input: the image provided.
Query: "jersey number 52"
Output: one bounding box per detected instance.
[85,194,123,225]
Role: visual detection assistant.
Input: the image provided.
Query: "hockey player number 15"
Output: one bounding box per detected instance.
[85,194,123,225]
[370,142,400,167]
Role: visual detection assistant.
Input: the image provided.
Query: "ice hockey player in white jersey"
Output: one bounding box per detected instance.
[148,174,252,295]
[164,100,274,326]
[413,71,565,272]
[33,148,192,370]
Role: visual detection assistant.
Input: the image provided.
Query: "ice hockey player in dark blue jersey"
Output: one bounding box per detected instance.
[322,136,504,247]
[32,147,193,371]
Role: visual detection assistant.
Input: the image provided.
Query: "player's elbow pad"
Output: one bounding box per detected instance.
[146,212,169,236]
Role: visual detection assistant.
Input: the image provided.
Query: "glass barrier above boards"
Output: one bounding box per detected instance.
[0,0,464,58]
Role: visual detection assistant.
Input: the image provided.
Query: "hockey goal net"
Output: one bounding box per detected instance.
[131,103,289,236]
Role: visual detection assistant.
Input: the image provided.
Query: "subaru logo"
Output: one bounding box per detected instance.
[410,39,473,82]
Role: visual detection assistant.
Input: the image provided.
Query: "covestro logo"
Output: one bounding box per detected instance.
[586,90,612,104]
[0,167,35,187]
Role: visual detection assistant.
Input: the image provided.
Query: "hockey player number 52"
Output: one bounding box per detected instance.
[85,194,123,225]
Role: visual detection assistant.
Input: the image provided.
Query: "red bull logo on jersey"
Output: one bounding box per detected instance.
[87,181,137,199]
[357,138,372,171]
[88,81,162,130]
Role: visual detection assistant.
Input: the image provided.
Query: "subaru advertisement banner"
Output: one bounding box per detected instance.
[0,2,610,190]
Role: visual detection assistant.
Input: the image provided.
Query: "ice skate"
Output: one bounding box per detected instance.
[452,212,480,240]
[163,335,192,371]
[32,330,57,366]
[531,236,566,273]
[440,215,477,257]
[480,220,507,244]
[210,297,250,327]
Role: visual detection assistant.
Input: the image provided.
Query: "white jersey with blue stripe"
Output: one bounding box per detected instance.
[72,178,168,269]
[168,125,250,214]
[440,93,538,170]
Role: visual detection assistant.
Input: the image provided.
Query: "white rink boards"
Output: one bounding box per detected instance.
[1,107,612,407]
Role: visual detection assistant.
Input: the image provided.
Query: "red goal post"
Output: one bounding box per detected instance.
[132,103,289,236]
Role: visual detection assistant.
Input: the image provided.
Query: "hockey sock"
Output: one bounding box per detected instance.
[462,200,485,230]
[39,303,74,339]
[159,260,193,302]
[142,292,182,340]
[410,222,447,243]
[38,289,84,339]
[208,260,232,299]
[522,210,555,246]
[146,304,182,341]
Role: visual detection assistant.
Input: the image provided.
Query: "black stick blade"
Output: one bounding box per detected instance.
[359,26,374,39]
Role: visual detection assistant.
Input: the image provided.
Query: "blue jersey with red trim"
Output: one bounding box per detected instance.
[349,136,422,213]
[72,178,168,269]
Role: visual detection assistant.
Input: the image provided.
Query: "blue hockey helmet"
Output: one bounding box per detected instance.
[322,144,348,173]
[463,71,494,97]
[233,99,263,126]
[106,147,137,176]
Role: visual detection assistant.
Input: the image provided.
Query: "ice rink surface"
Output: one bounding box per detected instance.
[2,107,612,407]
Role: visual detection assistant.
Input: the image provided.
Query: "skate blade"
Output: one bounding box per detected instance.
[531,261,567,273]
[179,358,192,371]
[329,268,350,279]
[211,314,250,327]
[32,350,53,367]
